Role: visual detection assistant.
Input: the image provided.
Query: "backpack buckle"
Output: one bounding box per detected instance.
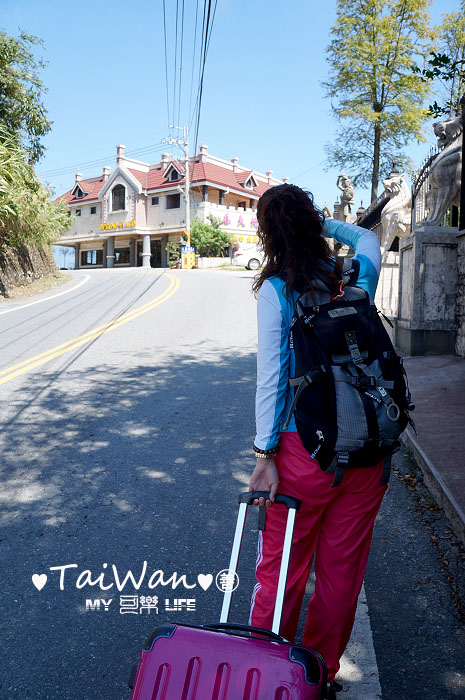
[345,330,364,364]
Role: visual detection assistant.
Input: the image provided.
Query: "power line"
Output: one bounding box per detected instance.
[177,0,186,129]
[189,0,208,131]
[162,0,170,131]
[188,0,200,123]
[39,145,167,178]
[192,0,212,157]
[38,142,168,179]
[290,159,327,182]
[172,0,179,133]
[191,0,219,158]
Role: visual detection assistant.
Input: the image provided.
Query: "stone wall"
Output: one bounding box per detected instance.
[194,256,230,268]
[456,230,465,357]
[0,244,58,297]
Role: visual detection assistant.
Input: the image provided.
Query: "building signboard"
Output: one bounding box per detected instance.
[100,220,136,231]
[181,246,195,269]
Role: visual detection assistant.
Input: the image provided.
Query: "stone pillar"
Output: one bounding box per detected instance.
[396,224,458,355]
[129,239,136,267]
[74,244,80,270]
[161,235,169,268]
[106,236,115,268]
[456,229,465,357]
[142,233,151,267]
[375,251,399,320]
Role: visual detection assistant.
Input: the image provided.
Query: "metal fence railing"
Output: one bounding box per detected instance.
[460,94,465,232]
[356,191,389,242]
[411,145,440,229]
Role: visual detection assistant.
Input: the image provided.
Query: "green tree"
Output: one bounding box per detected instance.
[165,241,181,265]
[0,126,69,249]
[0,29,51,164]
[412,3,465,118]
[190,215,231,257]
[324,0,435,201]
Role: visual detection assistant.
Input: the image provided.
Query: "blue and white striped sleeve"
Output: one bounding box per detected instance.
[254,279,290,450]
[323,218,381,298]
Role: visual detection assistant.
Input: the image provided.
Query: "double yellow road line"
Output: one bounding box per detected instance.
[0,273,180,386]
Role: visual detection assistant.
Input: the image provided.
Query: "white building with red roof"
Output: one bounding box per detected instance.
[56,144,284,268]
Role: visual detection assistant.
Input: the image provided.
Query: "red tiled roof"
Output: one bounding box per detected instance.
[55,178,105,205]
[56,158,277,203]
[234,170,252,183]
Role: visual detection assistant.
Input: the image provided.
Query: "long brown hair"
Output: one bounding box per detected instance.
[252,184,342,297]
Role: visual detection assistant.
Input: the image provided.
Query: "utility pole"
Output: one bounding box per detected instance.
[163,125,191,245]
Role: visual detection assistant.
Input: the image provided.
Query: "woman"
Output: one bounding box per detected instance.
[247,184,385,698]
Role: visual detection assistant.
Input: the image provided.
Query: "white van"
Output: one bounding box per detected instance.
[232,244,264,270]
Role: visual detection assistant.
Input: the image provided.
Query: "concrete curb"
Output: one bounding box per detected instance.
[401,428,465,547]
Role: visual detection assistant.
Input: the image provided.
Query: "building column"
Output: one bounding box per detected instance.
[74,244,80,270]
[130,239,136,267]
[161,235,168,268]
[106,236,115,268]
[142,233,151,267]
[103,241,108,268]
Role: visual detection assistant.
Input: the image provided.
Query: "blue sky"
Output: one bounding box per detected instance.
[0,0,461,266]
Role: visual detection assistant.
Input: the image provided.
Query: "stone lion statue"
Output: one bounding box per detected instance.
[426,114,463,225]
[381,172,412,254]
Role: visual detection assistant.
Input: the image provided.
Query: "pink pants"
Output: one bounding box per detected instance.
[248,432,386,681]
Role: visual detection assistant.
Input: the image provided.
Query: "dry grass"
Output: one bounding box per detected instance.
[0,272,71,302]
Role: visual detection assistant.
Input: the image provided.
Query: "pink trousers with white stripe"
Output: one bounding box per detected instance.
[248,432,386,681]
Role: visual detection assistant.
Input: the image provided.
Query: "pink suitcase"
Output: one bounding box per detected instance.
[129,491,327,699]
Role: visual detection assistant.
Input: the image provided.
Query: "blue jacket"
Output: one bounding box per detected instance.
[254,218,381,451]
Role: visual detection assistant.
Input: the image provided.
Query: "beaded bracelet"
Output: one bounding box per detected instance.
[253,445,279,459]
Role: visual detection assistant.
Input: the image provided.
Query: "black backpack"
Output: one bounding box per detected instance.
[282,260,415,487]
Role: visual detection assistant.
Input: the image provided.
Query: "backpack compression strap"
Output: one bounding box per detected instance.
[344,331,400,421]
[282,366,327,432]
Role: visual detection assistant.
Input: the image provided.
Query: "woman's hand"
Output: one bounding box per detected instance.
[248,458,279,507]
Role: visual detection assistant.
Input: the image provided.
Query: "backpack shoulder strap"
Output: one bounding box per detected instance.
[341,257,360,287]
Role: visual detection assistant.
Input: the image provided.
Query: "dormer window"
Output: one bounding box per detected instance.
[112,184,125,211]
[75,187,85,199]
[169,169,180,182]
[243,173,258,189]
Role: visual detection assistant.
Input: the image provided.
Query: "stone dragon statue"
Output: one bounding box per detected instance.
[426,114,463,226]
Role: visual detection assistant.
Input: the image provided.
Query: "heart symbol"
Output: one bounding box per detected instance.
[32,574,47,591]
[197,574,213,591]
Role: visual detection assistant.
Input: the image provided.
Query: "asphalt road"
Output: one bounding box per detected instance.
[0,269,463,699]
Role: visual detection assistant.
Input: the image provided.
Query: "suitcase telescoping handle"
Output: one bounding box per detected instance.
[238,492,301,510]
[219,491,301,637]
[203,622,285,642]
